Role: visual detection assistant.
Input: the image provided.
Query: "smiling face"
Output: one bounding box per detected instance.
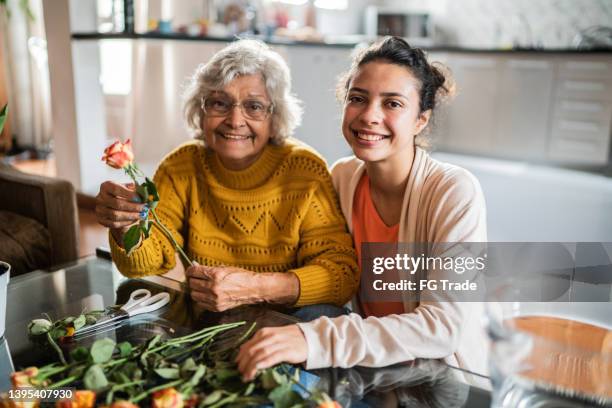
[342,61,431,165]
[202,74,273,170]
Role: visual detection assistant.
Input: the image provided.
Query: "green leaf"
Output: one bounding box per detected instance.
[180,358,197,374]
[140,219,150,238]
[261,369,279,390]
[136,183,149,203]
[146,334,162,350]
[123,224,142,255]
[201,390,223,406]
[27,318,52,336]
[70,346,89,362]
[245,382,255,396]
[0,104,7,134]
[62,316,75,325]
[90,338,116,364]
[268,383,303,408]
[122,362,142,380]
[117,341,133,358]
[144,177,159,203]
[85,315,98,325]
[49,326,66,341]
[272,369,288,385]
[73,314,87,331]
[83,364,109,391]
[215,367,239,382]
[187,365,206,386]
[68,365,86,378]
[154,368,180,379]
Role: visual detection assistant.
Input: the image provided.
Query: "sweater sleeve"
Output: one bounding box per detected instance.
[289,173,360,307]
[297,167,487,368]
[109,164,188,278]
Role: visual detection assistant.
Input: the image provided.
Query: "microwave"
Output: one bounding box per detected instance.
[364,6,434,46]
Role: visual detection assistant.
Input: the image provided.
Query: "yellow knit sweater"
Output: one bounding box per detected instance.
[110,138,359,306]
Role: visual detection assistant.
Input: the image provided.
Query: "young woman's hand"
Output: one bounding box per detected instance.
[235,325,308,381]
[95,181,146,245]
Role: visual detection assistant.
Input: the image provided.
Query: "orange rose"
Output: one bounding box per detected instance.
[10,367,39,388]
[318,401,342,408]
[101,139,134,169]
[55,390,96,408]
[151,387,183,408]
[3,400,39,408]
[107,401,139,408]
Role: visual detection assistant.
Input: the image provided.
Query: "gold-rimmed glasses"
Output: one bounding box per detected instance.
[201,96,274,121]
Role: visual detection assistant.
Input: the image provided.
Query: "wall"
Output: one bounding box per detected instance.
[316,0,612,49]
[431,0,612,48]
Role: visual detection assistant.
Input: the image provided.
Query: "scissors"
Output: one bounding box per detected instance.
[75,289,170,336]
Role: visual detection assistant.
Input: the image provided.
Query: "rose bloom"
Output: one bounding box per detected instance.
[151,388,183,408]
[55,390,96,408]
[0,397,40,408]
[107,401,139,408]
[101,139,134,169]
[10,367,38,388]
[318,401,342,408]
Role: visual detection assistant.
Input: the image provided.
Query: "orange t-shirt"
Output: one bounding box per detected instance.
[352,173,405,317]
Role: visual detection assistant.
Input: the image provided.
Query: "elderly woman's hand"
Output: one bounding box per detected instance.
[186,265,300,312]
[186,265,262,312]
[235,325,308,381]
[95,181,146,245]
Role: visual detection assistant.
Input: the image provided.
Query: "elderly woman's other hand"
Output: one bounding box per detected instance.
[186,264,301,311]
[235,325,308,381]
[95,181,147,246]
[186,265,259,311]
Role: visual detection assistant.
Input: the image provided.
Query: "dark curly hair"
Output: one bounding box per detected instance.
[337,36,455,148]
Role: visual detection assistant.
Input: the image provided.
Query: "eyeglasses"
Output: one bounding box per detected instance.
[201,96,274,121]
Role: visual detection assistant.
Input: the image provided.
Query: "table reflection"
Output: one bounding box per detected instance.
[3,256,491,407]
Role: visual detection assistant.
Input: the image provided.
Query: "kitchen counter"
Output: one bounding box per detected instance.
[70,32,612,53]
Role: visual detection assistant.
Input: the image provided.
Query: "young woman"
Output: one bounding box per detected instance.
[236,37,488,378]
[95,40,359,313]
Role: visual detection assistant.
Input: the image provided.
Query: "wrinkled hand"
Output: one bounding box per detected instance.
[186,265,261,312]
[95,181,145,243]
[236,325,308,381]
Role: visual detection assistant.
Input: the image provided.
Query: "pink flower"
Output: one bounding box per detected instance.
[102,139,134,169]
[151,388,184,408]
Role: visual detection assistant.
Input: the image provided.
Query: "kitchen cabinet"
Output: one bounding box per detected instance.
[285,45,354,165]
[495,58,554,160]
[548,58,612,165]
[434,55,500,155]
[434,53,612,167]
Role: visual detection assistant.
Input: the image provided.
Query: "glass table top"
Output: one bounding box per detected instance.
[1,255,492,407]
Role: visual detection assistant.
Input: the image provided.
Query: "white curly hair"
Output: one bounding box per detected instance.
[183,39,303,145]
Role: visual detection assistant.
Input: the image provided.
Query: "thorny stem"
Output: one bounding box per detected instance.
[151,210,193,267]
[46,332,67,366]
[130,379,184,403]
[123,164,193,268]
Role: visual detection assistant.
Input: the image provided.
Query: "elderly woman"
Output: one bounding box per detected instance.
[95,40,359,313]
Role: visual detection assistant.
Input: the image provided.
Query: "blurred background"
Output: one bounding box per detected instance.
[0,0,611,251]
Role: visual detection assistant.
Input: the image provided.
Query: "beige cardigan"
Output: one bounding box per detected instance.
[297,148,489,377]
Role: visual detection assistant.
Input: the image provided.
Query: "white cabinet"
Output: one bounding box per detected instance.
[285,45,354,165]
[548,58,612,165]
[436,55,500,155]
[496,58,554,160]
[436,53,612,167]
